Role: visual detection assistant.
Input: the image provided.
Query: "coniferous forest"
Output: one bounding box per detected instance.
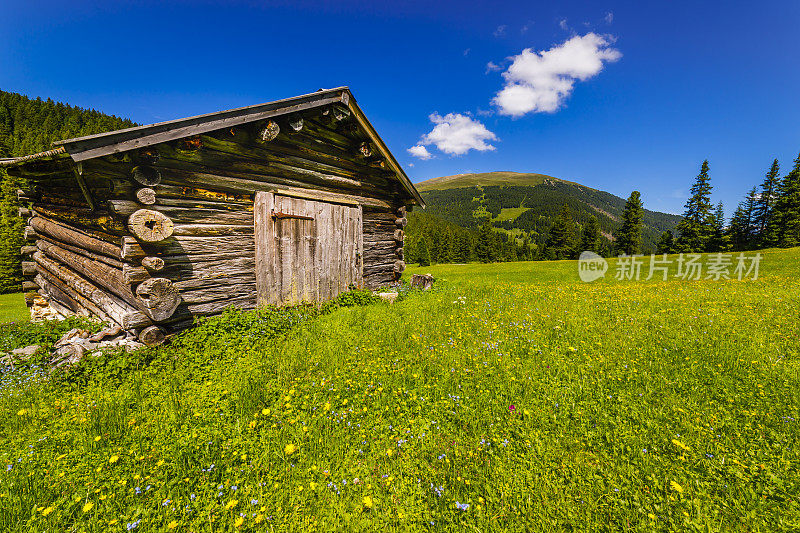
[0,90,136,293]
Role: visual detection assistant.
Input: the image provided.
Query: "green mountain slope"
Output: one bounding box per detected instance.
[417,171,560,191]
[407,171,681,261]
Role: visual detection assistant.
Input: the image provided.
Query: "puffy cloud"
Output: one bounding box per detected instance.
[407,144,432,160]
[492,32,621,117]
[416,113,497,156]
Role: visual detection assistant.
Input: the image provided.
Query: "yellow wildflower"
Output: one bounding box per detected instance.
[254,514,264,524]
[168,520,178,529]
[42,506,54,516]
[234,516,244,527]
[262,408,270,415]
[362,495,373,509]
[671,439,690,451]
[670,481,684,493]
[94,436,101,442]
[225,500,238,510]
[82,501,93,513]
[16,409,26,416]
[109,455,119,464]
[284,443,297,455]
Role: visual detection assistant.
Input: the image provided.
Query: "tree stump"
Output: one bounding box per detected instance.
[411,274,434,290]
[128,209,174,242]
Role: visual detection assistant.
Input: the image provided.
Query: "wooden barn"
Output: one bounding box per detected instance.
[1,88,423,345]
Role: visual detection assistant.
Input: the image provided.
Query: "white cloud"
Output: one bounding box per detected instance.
[491,32,621,117]
[417,113,498,156]
[407,144,433,160]
[485,61,503,73]
[604,11,614,24]
[493,24,507,37]
[559,18,570,31]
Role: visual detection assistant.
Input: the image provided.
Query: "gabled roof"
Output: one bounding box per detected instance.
[3,87,423,206]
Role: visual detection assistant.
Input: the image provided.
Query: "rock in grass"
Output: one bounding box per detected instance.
[378,292,399,303]
[11,345,41,360]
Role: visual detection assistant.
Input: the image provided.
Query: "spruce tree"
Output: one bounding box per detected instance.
[676,160,715,252]
[656,230,675,254]
[475,223,493,263]
[710,201,730,251]
[766,153,800,247]
[545,204,577,260]
[580,215,602,253]
[727,205,749,251]
[614,191,644,255]
[418,239,432,267]
[753,159,781,243]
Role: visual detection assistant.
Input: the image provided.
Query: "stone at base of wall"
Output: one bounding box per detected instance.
[30,295,68,322]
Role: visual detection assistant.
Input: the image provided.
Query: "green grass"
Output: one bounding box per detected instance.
[1,250,799,531]
[493,207,530,222]
[0,293,29,324]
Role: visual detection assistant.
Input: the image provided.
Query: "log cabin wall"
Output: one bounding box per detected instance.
[9,99,414,343]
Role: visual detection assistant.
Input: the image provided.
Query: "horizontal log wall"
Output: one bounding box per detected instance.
[363,206,405,289]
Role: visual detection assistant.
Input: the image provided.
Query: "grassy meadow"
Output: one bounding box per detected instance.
[1,249,799,531]
[0,292,28,324]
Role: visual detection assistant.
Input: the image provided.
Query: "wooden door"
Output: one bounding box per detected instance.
[254,192,363,306]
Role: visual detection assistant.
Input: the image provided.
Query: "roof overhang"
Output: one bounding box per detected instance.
[26,87,423,206]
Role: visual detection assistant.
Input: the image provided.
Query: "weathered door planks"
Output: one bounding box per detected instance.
[255,191,362,306]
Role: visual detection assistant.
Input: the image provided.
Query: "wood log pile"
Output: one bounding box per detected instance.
[11,102,415,341]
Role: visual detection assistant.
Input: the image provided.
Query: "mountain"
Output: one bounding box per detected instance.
[405,171,682,263]
[0,89,138,293]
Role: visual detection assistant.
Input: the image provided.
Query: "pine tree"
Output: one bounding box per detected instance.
[676,160,715,252]
[656,230,675,254]
[727,205,749,251]
[614,191,644,255]
[753,159,781,243]
[766,153,800,247]
[475,223,493,263]
[545,204,577,260]
[418,239,432,267]
[710,201,730,251]
[580,215,602,253]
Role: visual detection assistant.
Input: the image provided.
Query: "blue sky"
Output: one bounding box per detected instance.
[3,0,799,215]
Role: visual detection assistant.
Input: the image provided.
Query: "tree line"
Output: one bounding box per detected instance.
[0,90,136,293]
[656,157,800,254]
